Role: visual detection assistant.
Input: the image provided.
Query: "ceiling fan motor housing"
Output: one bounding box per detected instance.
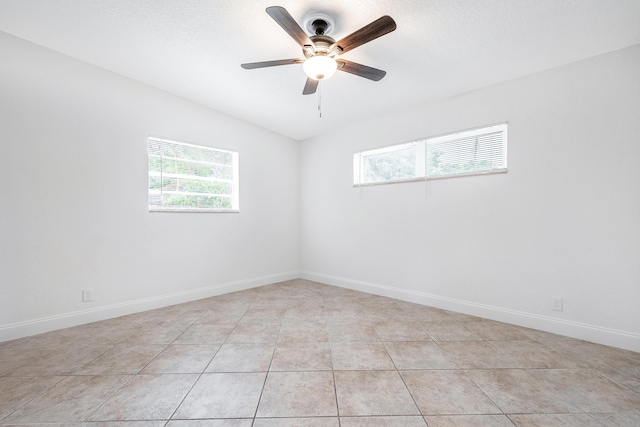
[303,12,335,36]
[311,19,328,35]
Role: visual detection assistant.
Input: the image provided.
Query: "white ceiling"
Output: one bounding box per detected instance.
[1,0,639,140]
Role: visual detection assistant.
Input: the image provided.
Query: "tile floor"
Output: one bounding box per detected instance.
[1,279,639,426]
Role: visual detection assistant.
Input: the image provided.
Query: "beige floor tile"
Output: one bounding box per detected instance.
[277,321,329,343]
[0,357,25,376]
[424,415,515,427]
[517,327,577,342]
[9,345,113,376]
[397,304,456,322]
[375,322,431,341]
[331,342,395,370]
[383,341,458,370]
[196,300,252,311]
[270,342,332,371]
[287,296,326,310]
[327,323,380,342]
[89,374,198,421]
[225,323,281,344]
[195,309,247,324]
[174,372,266,419]
[488,340,581,369]
[284,308,328,323]
[205,343,274,372]
[4,421,132,427]
[357,307,406,323]
[125,308,197,325]
[120,323,191,345]
[253,419,338,427]
[323,298,362,309]
[340,416,427,426]
[80,422,167,427]
[548,339,640,370]
[325,307,363,323]
[0,375,65,419]
[249,297,290,309]
[419,321,482,342]
[466,369,581,414]
[167,420,253,427]
[174,324,235,344]
[239,308,287,324]
[507,413,605,426]
[256,371,337,417]
[3,324,117,350]
[334,370,420,416]
[401,370,501,415]
[141,344,219,374]
[463,321,532,341]
[147,309,206,325]
[599,367,640,395]
[74,344,167,375]
[2,375,132,423]
[438,341,520,369]
[528,369,640,412]
[77,323,142,345]
[590,411,640,426]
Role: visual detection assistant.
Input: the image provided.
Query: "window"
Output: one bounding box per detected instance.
[148,137,239,212]
[354,123,507,185]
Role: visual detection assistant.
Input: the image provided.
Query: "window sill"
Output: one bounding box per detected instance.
[149,208,240,213]
[353,168,508,188]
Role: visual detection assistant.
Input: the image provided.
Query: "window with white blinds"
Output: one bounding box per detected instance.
[354,123,507,186]
[148,137,239,212]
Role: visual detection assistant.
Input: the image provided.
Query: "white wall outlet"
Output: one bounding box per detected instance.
[550,296,563,312]
[82,288,94,302]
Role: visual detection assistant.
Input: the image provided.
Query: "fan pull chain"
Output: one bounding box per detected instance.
[318,82,322,118]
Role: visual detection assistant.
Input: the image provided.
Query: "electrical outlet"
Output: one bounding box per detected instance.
[82,289,94,302]
[550,296,563,312]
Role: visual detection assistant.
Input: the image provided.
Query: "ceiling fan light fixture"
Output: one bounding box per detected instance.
[303,55,338,80]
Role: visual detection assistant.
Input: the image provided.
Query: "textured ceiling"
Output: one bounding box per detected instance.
[1,0,640,140]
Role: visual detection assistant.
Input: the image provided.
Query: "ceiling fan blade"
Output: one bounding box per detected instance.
[303,78,318,95]
[333,15,396,54]
[337,59,386,81]
[266,6,313,48]
[241,59,303,69]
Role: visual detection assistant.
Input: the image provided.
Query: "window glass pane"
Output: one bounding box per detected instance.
[426,131,505,177]
[148,137,238,212]
[361,144,416,183]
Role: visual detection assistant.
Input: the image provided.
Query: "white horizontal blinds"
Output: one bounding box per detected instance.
[360,142,418,183]
[425,125,507,178]
[148,137,238,211]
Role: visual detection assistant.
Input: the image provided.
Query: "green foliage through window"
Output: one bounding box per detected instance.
[148,137,239,212]
[362,145,416,183]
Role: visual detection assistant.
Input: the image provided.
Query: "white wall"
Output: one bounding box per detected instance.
[0,32,299,340]
[299,45,640,352]
[2,28,639,352]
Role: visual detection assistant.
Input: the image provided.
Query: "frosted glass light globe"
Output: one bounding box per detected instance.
[303,55,338,80]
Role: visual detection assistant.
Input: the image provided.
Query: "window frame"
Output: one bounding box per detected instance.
[353,123,508,187]
[147,136,239,213]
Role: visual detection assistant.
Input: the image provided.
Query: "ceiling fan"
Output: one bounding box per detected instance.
[241,6,397,95]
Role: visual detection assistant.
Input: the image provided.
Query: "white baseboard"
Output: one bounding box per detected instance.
[301,271,640,353]
[4,269,639,353]
[0,271,300,343]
